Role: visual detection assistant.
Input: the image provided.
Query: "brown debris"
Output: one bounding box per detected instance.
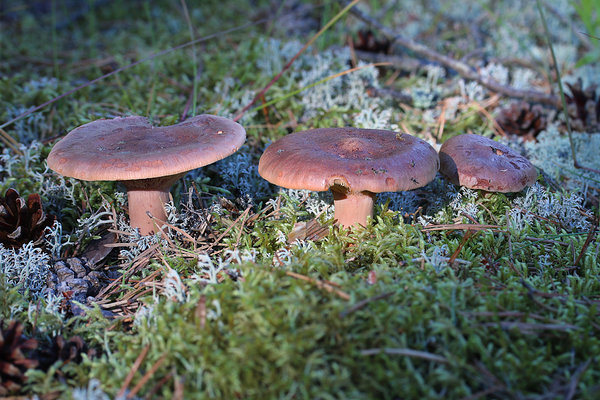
[287,219,330,243]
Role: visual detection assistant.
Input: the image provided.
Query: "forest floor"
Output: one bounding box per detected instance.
[0,0,599,398]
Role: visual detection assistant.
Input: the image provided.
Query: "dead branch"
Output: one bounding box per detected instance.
[353,49,423,71]
[344,1,560,107]
[366,86,413,105]
[339,291,394,318]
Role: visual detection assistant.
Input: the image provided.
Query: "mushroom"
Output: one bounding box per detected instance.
[47,114,246,235]
[258,127,439,228]
[438,134,537,192]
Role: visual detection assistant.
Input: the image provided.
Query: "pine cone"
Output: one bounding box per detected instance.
[495,101,547,141]
[565,78,600,132]
[353,29,391,54]
[37,334,96,370]
[0,188,56,249]
[0,320,39,396]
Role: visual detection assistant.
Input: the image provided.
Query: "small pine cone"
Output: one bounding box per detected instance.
[37,334,96,370]
[0,188,56,249]
[53,335,96,364]
[565,78,600,132]
[353,29,391,54]
[495,101,547,141]
[0,320,39,396]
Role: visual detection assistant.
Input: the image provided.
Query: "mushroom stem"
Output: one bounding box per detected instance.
[126,189,170,235]
[122,174,183,235]
[331,189,376,228]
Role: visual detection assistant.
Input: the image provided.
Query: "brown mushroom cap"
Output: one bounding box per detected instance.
[47,114,246,182]
[47,114,246,235]
[258,127,439,193]
[439,134,537,192]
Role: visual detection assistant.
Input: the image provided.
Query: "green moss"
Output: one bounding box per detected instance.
[1,0,599,398]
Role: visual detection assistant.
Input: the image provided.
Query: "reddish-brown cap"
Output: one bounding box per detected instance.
[439,134,537,192]
[258,127,439,193]
[47,114,246,182]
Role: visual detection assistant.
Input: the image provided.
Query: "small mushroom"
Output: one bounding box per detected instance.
[438,134,537,192]
[47,114,246,234]
[258,127,439,228]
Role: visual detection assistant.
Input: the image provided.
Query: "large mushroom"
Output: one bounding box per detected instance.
[47,114,246,235]
[258,127,439,228]
[439,134,537,192]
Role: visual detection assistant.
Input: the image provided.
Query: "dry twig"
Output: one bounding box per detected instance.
[339,291,394,318]
[344,1,560,106]
[566,358,592,400]
[285,271,350,300]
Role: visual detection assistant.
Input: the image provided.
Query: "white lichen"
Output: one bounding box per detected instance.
[524,126,600,190]
[162,268,188,303]
[191,249,256,284]
[71,378,111,400]
[510,183,591,232]
[0,242,51,298]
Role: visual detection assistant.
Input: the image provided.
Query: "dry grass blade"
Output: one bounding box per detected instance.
[479,321,579,333]
[195,295,207,329]
[207,205,251,250]
[462,310,551,320]
[469,360,510,398]
[95,242,160,301]
[0,127,23,155]
[127,352,169,399]
[339,291,394,318]
[460,385,505,400]
[104,242,139,248]
[449,229,476,265]
[155,215,198,247]
[179,0,199,119]
[173,375,185,400]
[287,218,330,243]
[234,207,251,247]
[144,371,174,400]
[421,223,503,232]
[108,228,135,236]
[522,236,570,246]
[574,216,598,267]
[247,62,392,116]
[360,348,448,363]
[285,271,350,300]
[118,344,150,399]
[234,0,361,121]
[97,269,162,310]
[566,358,592,400]
[468,98,507,137]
